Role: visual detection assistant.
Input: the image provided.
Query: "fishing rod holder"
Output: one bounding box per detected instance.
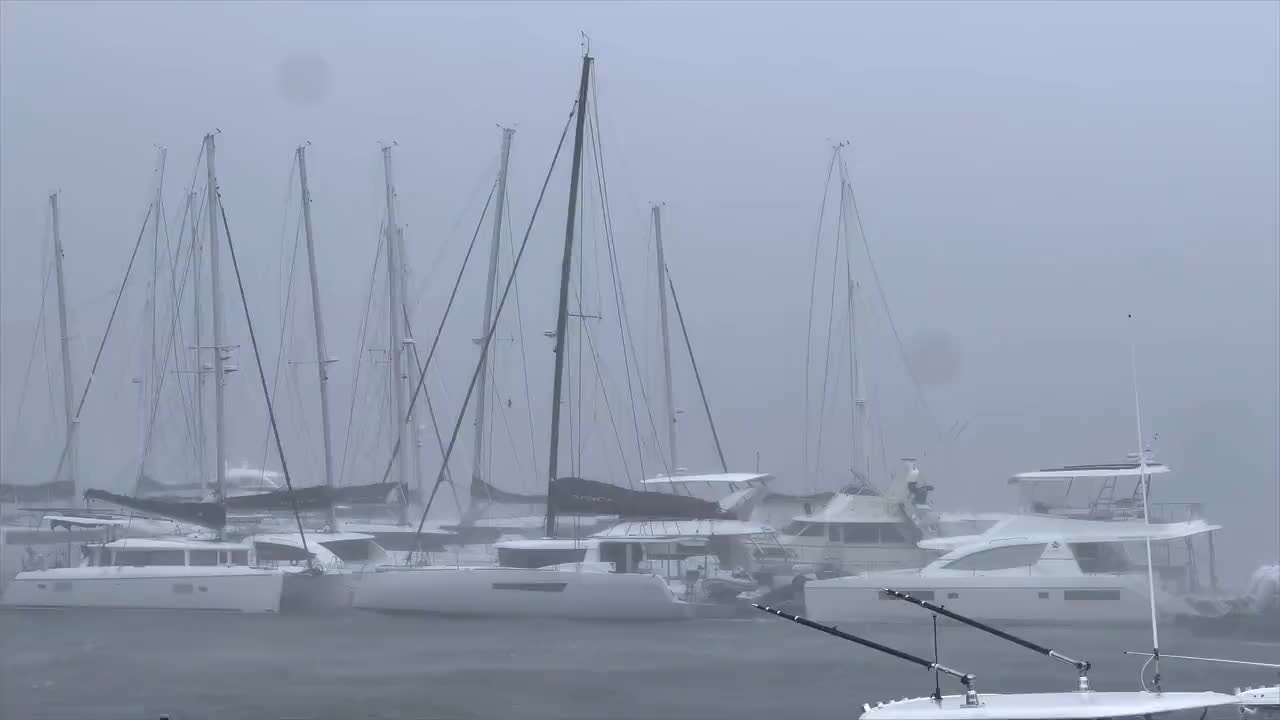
[881,588,1092,691]
[753,604,981,706]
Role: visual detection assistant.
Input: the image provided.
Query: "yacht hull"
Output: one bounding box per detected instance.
[805,575,1153,624]
[353,565,691,620]
[0,566,285,613]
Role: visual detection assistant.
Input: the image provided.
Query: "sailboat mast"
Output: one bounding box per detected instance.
[49,193,79,496]
[297,144,339,531]
[142,147,166,481]
[839,163,872,487]
[204,133,228,501]
[653,204,678,475]
[545,54,593,539]
[381,145,410,522]
[190,189,207,493]
[472,127,515,495]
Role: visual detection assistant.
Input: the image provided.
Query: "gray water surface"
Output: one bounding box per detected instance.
[1,611,1274,720]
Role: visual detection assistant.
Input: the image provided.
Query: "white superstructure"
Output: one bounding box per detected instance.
[804,517,1219,624]
[0,537,284,612]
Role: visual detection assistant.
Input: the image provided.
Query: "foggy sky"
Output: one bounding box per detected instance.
[1,1,1276,582]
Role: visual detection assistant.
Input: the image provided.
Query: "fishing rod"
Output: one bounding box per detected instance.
[880,588,1092,690]
[753,604,978,705]
[1123,653,1280,670]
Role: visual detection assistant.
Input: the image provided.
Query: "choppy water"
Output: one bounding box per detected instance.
[1,610,1275,720]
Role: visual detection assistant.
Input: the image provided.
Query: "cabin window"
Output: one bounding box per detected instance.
[947,592,959,599]
[230,550,249,566]
[782,521,822,536]
[497,546,588,569]
[1038,591,1050,599]
[943,543,1046,571]
[842,524,879,544]
[255,542,313,563]
[878,525,908,544]
[319,539,373,562]
[53,582,72,592]
[172,583,194,594]
[112,549,186,567]
[1069,542,1132,574]
[1063,589,1122,601]
[189,550,219,566]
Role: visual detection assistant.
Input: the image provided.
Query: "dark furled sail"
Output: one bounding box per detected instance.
[471,477,547,505]
[332,482,401,505]
[83,488,226,529]
[0,479,74,503]
[224,486,333,512]
[551,476,735,520]
[136,474,205,497]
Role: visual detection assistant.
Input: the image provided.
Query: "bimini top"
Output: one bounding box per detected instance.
[593,519,773,541]
[97,537,253,551]
[918,515,1220,553]
[1010,463,1170,483]
[860,691,1238,720]
[642,472,774,485]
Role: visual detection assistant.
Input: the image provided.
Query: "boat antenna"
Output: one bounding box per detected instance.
[880,589,1091,691]
[932,613,943,703]
[1129,313,1161,693]
[753,604,979,706]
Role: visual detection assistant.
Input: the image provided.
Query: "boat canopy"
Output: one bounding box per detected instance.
[0,479,74,503]
[1009,463,1171,483]
[919,516,1221,553]
[859,691,1238,720]
[593,519,773,541]
[641,473,774,485]
[551,476,736,520]
[790,492,906,525]
[99,537,252,551]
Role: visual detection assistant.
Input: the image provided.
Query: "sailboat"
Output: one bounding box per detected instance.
[1,137,293,613]
[353,52,707,620]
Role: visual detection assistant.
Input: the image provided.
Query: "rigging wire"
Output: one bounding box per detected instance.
[504,192,542,491]
[665,267,729,473]
[408,104,576,559]
[1,258,55,478]
[218,192,311,557]
[836,152,942,437]
[336,219,386,486]
[43,203,155,487]
[812,199,844,484]
[803,149,839,489]
[587,81,669,485]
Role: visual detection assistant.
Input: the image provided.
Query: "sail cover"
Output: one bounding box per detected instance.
[332,481,401,505]
[471,477,546,505]
[224,486,332,512]
[0,479,75,503]
[551,476,735,520]
[83,488,226,529]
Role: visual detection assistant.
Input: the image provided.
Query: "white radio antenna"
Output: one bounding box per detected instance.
[1129,314,1161,693]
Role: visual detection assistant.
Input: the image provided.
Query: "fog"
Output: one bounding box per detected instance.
[1,1,1276,584]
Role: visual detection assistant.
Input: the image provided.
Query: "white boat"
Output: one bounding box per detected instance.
[0,537,285,612]
[353,537,691,619]
[860,691,1240,720]
[774,461,941,576]
[248,531,390,610]
[804,516,1219,624]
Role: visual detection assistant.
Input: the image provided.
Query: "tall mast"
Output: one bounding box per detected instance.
[190,189,207,492]
[1129,320,1162,692]
[297,144,338,531]
[49,193,78,496]
[839,161,872,488]
[472,127,515,497]
[545,54,593,539]
[204,133,228,501]
[381,145,410,522]
[652,204,679,475]
[142,147,166,480]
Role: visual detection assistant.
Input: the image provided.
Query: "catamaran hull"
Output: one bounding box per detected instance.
[353,566,691,620]
[805,576,1154,624]
[280,569,365,611]
[0,567,285,613]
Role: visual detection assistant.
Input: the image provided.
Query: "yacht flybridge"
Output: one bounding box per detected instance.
[804,515,1219,624]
